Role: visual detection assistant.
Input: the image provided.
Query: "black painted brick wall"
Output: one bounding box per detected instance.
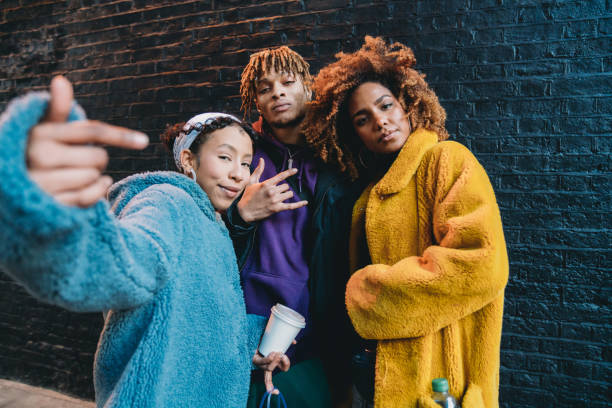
[0,1,610,406]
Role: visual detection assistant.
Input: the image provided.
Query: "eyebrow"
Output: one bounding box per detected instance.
[256,72,295,85]
[217,144,237,153]
[217,144,252,159]
[351,94,393,119]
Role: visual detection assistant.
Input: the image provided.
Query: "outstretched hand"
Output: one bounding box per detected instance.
[237,158,308,223]
[252,351,291,394]
[27,76,149,207]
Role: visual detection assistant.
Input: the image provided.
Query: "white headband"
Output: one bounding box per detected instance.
[173,112,241,171]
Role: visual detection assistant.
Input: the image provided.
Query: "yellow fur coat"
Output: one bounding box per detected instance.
[346,129,508,407]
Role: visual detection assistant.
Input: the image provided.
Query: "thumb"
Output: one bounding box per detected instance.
[264,370,277,393]
[249,158,265,184]
[44,75,73,123]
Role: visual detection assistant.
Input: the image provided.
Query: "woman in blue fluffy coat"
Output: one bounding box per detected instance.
[0,77,288,407]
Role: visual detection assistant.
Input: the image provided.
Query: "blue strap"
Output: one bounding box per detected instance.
[257,389,288,408]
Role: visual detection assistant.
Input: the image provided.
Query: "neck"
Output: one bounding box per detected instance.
[269,123,304,146]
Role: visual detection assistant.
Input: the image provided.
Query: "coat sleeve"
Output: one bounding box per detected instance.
[0,184,193,312]
[346,142,509,339]
[223,196,257,270]
[0,91,183,312]
[246,313,267,353]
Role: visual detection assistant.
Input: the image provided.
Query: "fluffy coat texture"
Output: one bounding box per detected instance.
[346,129,508,407]
[0,92,266,407]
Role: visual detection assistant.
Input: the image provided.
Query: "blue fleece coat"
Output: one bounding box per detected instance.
[0,92,266,407]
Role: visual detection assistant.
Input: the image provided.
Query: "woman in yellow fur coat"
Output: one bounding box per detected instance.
[304,36,509,408]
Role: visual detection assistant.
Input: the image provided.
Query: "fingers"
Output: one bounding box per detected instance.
[54,175,113,208]
[29,168,101,195]
[45,76,73,123]
[268,189,308,212]
[31,121,148,149]
[252,351,262,363]
[39,76,149,150]
[278,200,308,211]
[278,354,291,372]
[276,183,291,194]
[263,167,298,186]
[264,370,276,393]
[28,139,109,171]
[254,351,286,371]
[277,190,294,202]
[249,158,265,185]
[263,352,284,395]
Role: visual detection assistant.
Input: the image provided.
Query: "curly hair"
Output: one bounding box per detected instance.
[240,46,312,119]
[304,36,449,180]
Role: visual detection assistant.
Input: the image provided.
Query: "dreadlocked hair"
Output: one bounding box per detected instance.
[240,46,312,119]
[304,36,449,181]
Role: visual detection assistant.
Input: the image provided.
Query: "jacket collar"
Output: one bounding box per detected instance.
[108,171,216,221]
[373,128,439,196]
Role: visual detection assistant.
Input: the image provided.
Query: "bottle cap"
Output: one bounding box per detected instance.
[432,378,449,392]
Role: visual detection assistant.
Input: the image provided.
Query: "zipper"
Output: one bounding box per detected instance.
[312,180,337,221]
[238,223,257,273]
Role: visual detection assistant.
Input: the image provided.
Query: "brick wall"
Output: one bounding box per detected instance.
[0,0,610,406]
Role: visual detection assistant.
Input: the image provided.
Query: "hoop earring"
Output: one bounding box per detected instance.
[358,146,369,169]
[189,168,197,182]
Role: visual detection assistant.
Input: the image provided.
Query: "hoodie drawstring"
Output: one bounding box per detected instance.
[284,146,304,193]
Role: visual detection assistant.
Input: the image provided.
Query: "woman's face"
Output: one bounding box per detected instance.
[192,125,253,212]
[348,81,412,155]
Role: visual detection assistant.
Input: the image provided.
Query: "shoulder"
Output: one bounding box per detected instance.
[421,140,482,173]
[119,183,197,215]
[140,183,194,204]
[418,140,495,198]
[110,171,215,219]
[111,181,201,231]
[428,140,474,158]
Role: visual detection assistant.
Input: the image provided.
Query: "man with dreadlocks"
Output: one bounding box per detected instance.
[224,46,362,407]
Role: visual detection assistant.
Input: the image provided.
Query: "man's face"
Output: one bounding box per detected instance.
[254,69,310,129]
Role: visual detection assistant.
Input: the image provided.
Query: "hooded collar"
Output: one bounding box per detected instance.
[252,117,315,194]
[373,128,439,196]
[252,117,307,152]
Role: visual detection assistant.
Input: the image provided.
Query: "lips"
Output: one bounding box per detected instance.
[219,185,240,198]
[272,102,291,112]
[379,130,398,143]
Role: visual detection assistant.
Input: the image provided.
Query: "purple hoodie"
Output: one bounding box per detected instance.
[240,119,318,362]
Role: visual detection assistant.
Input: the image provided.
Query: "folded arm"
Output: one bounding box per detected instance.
[346,142,509,339]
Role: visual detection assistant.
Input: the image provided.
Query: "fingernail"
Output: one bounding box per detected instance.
[127,132,149,146]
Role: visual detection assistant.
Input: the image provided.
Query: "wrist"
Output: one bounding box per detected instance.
[237,201,254,223]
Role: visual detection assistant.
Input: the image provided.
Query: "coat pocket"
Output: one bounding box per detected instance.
[460,383,485,408]
[417,395,442,408]
[417,383,485,408]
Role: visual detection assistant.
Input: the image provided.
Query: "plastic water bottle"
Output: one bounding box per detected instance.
[431,378,460,408]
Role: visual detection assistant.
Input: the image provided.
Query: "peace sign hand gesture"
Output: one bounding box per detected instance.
[237,158,308,223]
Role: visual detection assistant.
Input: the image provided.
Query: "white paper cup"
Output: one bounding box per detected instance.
[258,304,306,357]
